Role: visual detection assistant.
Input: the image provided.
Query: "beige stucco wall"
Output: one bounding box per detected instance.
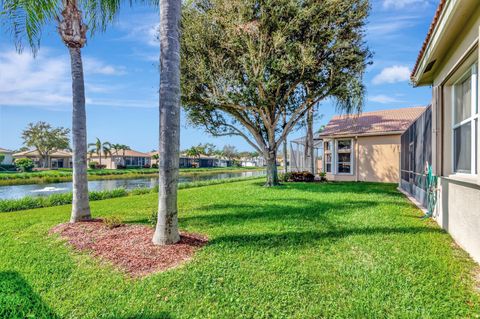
[427,4,480,264]
[357,135,400,183]
[325,135,400,183]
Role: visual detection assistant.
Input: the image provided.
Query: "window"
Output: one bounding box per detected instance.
[324,141,332,173]
[337,139,352,174]
[453,64,478,174]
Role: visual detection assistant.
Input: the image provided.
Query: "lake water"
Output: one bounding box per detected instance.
[0,170,265,200]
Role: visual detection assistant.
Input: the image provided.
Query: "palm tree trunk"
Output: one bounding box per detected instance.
[153,0,181,245]
[69,47,91,222]
[60,0,91,222]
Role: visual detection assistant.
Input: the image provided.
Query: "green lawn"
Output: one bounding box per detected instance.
[1,181,479,318]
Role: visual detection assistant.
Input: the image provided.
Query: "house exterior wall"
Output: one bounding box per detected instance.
[427,5,480,264]
[324,135,400,183]
[357,135,400,183]
[1,153,13,165]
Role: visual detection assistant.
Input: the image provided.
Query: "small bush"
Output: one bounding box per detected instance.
[149,210,157,226]
[151,163,158,169]
[14,158,34,172]
[319,172,327,182]
[286,171,315,182]
[88,162,98,169]
[279,172,292,182]
[103,216,124,229]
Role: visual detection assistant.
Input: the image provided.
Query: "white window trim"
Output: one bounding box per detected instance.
[335,139,354,175]
[324,140,333,173]
[451,63,479,176]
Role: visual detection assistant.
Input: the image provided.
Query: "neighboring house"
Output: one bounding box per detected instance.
[89,149,151,169]
[239,156,265,167]
[410,0,480,263]
[150,152,234,168]
[0,148,14,165]
[317,107,427,183]
[12,150,73,169]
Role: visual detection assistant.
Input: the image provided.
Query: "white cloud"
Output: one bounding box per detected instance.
[0,49,129,110]
[0,50,71,109]
[382,0,431,9]
[367,15,420,38]
[372,65,411,85]
[84,57,127,76]
[369,94,402,104]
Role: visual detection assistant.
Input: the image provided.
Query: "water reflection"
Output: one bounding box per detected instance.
[0,170,265,200]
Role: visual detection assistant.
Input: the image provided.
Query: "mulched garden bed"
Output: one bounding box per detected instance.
[50,220,207,277]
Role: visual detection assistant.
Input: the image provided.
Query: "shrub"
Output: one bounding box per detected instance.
[286,171,315,182]
[103,216,124,229]
[151,163,158,169]
[88,162,98,169]
[116,164,126,169]
[319,172,327,182]
[279,172,292,182]
[149,210,157,226]
[14,158,34,172]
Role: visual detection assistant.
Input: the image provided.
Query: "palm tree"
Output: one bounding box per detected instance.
[1,0,124,223]
[152,0,181,245]
[88,138,111,166]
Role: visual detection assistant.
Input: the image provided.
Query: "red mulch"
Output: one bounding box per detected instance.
[50,220,207,277]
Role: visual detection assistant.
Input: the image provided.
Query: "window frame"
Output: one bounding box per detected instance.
[324,140,333,173]
[451,63,478,176]
[336,139,353,175]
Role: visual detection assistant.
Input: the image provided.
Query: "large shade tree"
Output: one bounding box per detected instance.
[21,121,70,168]
[1,0,128,222]
[181,0,371,186]
[153,0,182,245]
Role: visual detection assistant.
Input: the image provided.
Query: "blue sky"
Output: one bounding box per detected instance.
[0,0,436,152]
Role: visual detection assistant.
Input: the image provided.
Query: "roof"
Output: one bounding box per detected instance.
[91,149,151,157]
[411,0,446,79]
[0,148,13,153]
[318,107,427,138]
[13,149,72,157]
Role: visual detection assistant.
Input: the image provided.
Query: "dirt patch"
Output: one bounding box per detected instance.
[50,220,207,277]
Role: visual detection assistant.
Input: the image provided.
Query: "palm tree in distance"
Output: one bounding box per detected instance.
[0,0,129,223]
[88,138,112,166]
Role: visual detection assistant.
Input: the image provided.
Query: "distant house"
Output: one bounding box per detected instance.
[12,149,73,169]
[0,148,14,165]
[150,152,234,168]
[317,107,427,183]
[409,0,480,263]
[89,149,151,169]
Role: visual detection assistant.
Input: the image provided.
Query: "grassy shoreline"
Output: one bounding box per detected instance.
[0,167,264,186]
[0,176,265,212]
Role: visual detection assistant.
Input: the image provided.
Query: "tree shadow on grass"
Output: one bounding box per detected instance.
[108,313,172,319]
[209,226,445,249]
[180,200,379,227]
[0,271,59,319]
[278,182,401,197]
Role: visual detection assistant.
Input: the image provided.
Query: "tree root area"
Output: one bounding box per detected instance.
[51,220,207,277]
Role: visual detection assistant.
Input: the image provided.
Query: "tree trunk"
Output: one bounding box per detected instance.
[69,47,91,222]
[283,139,288,176]
[306,107,315,174]
[265,149,279,187]
[59,0,91,222]
[153,0,181,245]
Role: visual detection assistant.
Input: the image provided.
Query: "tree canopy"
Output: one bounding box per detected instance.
[21,121,70,167]
[180,0,371,185]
